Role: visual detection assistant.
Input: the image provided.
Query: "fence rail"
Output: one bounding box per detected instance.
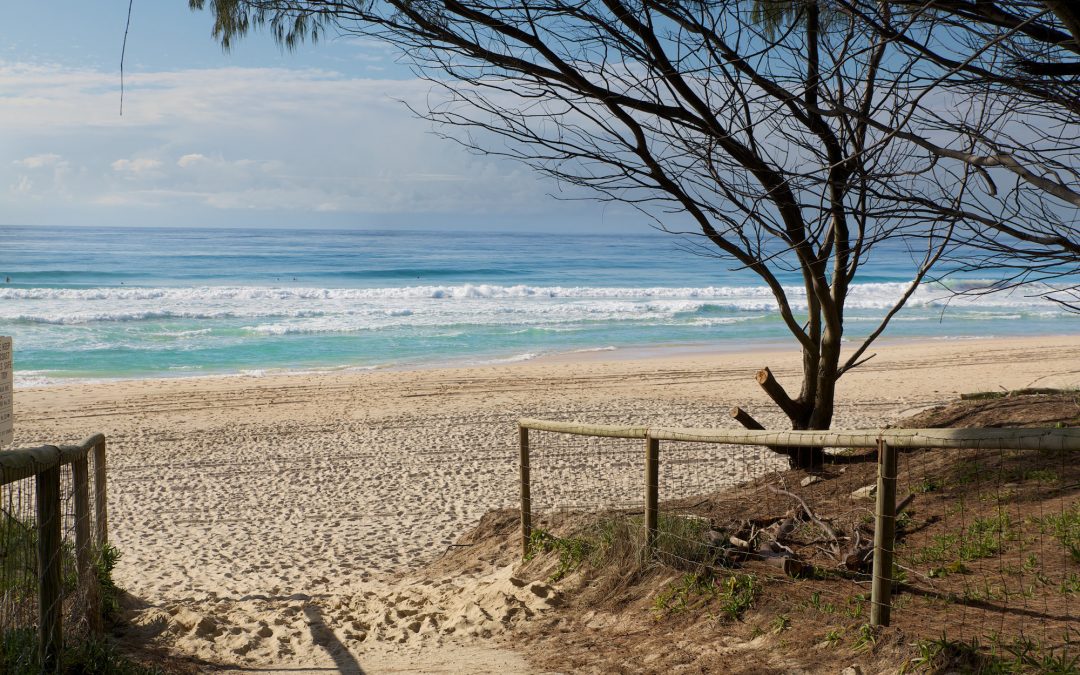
[518,418,1080,449]
[1,434,107,672]
[517,419,1080,635]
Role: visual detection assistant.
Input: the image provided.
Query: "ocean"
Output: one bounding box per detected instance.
[1,225,1074,387]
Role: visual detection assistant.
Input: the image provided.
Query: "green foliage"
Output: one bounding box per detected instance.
[526,529,592,582]
[770,614,790,634]
[903,633,1079,674]
[912,510,1015,566]
[804,590,837,614]
[529,512,728,585]
[912,476,943,494]
[853,623,880,652]
[95,543,123,622]
[0,511,37,608]
[653,572,759,621]
[823,628,843,647]
[650,514,717,568]
[1033,502,1080,563]
[928,560,971,579]
[0,631,161,675]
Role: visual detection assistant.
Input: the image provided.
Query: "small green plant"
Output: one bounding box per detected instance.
[823,628,843,647]
[1024,469,1060,483]
[526,529,592,581]
[1034,502,1080,563]
[804,590,837,613]
[1022,554,1040,573]
[770,614,790,634]
[1061,573,1080,596]
[653,572,718,615]
[853,624,880,652]
[960,511,1014,560]
[653,572,759,621]
[928,560,971,579]
[716,573,759,620]
[912,476,943,494]
[902,635,947,673]
[846,594,867,619]
[892,561,909,585]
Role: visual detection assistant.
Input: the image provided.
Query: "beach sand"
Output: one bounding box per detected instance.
[11,335,1080,672]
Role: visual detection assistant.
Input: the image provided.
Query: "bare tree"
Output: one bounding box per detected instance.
[189,0,1066,467]
[822,0,1080,309]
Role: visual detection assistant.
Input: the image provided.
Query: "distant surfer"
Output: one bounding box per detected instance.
[4,277,8,283]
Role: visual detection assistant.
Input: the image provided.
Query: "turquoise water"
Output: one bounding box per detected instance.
[1,225,1074,386]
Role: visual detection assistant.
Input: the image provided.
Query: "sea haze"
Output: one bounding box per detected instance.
[1,225,1074,386]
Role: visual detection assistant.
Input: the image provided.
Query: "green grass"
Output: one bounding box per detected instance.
[911,510,1015,566]
[528,512,728,583]
[823,628,843,647]
[653,571,759,621]
[526,529,593,581]
[903,633,1079,674]
[1033,502,1080,563]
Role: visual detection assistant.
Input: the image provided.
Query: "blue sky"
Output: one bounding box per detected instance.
[0,2,619,230]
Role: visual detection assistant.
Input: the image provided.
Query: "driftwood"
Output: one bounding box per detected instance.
[767,485,844,557]
[707,509,813,578]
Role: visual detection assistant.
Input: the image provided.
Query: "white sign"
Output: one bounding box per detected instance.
[0,337,11,447]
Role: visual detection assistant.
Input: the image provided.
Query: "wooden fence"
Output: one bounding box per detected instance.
[0,434,107,672]
[516,419,1080,628]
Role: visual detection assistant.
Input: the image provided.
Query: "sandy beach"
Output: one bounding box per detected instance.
[11,335,1080,671]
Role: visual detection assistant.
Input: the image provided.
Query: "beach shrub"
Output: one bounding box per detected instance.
[526,529,593,581]
[95,543,123,622]
[0,630,162,675]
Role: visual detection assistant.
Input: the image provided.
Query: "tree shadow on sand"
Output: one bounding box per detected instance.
[303,604,365,675]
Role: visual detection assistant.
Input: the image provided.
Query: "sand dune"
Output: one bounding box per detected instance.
[12,335,1080,671]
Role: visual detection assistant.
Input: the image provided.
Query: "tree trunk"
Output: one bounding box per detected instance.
[750,327,843,470]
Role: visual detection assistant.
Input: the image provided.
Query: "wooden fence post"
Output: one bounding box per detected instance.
[870,439,898,627]
[94,438,107,548]
[519,425,531,558]
[72,453,102,634]
[644,436,660,553]
[37,461,62,672]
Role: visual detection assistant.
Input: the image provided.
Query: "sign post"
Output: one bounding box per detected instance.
[0,336,12,447]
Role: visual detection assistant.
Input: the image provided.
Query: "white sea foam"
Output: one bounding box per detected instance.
[2,282,1070,339]
[1,280,1063,308]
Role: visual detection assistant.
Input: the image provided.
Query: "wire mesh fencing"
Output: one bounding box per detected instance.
[1,436,107,671]
[889,439,1076,654]
[518,420,1078,659]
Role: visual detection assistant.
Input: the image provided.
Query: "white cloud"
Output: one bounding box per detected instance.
[14,153,66,169]
[176,154,207,168]
[0,60,598,227]
[111,158,163,174]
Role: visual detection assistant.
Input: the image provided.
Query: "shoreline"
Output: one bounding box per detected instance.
[13,331,1079,392]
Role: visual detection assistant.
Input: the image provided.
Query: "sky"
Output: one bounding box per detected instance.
[0,2,621,230]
